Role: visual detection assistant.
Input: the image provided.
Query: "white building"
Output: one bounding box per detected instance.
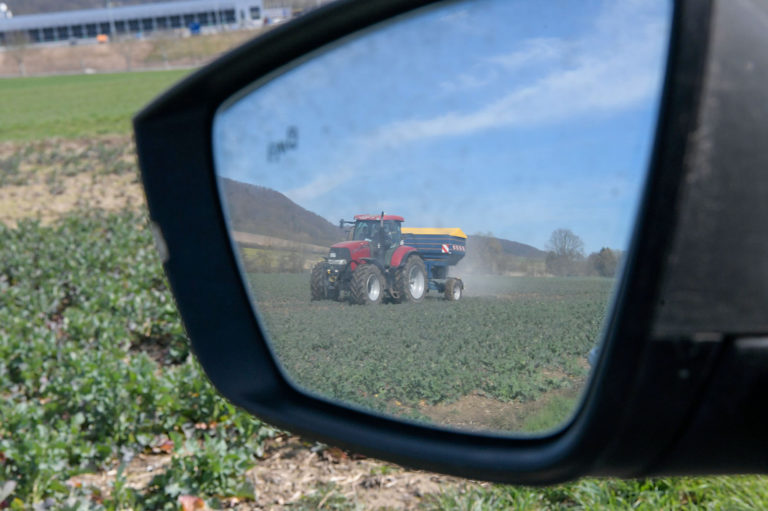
[0,0,263,45]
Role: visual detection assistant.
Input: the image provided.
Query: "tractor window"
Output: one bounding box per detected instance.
[384,221,401,245]
[353,222,374,240]
[352,220,401,244]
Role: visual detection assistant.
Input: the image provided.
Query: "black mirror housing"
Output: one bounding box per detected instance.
[135,0,768,483]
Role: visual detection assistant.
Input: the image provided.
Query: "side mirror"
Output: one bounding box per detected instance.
[135,0,768,483]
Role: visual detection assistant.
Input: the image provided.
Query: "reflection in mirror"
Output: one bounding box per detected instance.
[212,0,672,434]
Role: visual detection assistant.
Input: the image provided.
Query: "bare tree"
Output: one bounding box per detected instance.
[547,228,584,258]
[5,30,30,76]
[545,228,585,276]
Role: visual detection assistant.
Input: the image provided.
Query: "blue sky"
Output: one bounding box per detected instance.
[213,0,672,254]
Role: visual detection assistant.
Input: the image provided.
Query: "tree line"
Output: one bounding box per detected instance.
[545,228,623,277]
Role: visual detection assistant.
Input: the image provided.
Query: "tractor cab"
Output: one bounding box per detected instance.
[351,219,401,243]
[347,214,404,262]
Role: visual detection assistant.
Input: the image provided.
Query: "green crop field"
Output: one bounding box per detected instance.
[0,211,277,508]
[2,71,768,509]
[0,70,189,141]
[250,273,609,431]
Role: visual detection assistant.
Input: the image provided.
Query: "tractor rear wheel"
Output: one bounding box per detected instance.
[444,277,463,301]
[393,256,427,303]
[350,264,384,305]
[310,262,327,300]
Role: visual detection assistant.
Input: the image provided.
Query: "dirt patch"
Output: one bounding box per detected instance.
[247,436,472,509]
[416,386,584,433]
[0,30,261,77]
[68,453,173,495]
[0,171,144,224]
[0,135,145,226]
[415,392,526,432]
[129,332,185,366]
[539,367,571,382]
[66,435,479,510]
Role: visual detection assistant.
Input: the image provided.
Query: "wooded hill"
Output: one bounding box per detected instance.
[469,234,546,260]
[220,178,345,247]
[222,178,545,274]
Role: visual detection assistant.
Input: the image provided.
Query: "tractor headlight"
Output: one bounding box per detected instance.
[328,259,348,265]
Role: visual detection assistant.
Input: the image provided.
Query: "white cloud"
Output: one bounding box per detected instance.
[485,37,569,72]
[437,8,469,25]
[287,166,358,203]
[439,72,492,94]
[286,1,669,202]
[369,2,667,149]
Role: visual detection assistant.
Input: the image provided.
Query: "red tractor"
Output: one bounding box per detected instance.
[311,213,466,304]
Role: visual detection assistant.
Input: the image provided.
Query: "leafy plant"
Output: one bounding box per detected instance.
[0,152,23,185]
[143,435,257,510]
[0,209,276,508]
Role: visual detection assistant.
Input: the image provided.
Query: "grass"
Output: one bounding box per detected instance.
[520,392,581,433]
[422,476,768,510]
[0,70,189,141]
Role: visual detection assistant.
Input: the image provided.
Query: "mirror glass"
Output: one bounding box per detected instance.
[212,0,672,434]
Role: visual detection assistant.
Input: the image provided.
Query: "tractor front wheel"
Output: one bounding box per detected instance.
[350,264,384,305]
[310,262,327,300]
[393,257,427,303]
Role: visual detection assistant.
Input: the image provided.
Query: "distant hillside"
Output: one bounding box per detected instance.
[460,235,545,275]
[220,178,343,247]
[221,178,544,263]
[468,234,546,260]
